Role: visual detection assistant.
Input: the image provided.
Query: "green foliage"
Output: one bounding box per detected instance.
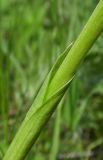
[0,0,103,160]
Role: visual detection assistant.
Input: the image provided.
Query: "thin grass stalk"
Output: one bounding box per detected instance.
[3,1,103,160]
[0,55,9,146]
[49,98,63,160]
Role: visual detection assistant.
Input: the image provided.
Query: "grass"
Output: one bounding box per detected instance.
[2,1,103,160]
[0,0,103,160]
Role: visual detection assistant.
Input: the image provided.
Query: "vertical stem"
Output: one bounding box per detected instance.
[49,99,63,160]
[0,54,9,146]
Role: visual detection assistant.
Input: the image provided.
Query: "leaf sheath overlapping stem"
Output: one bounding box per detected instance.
[3,1,103,160]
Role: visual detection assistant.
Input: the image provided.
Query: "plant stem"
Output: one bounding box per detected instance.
[47,0,103,97]
[3,1,103,160]
[0,55,9,146]
[49,98,63,160]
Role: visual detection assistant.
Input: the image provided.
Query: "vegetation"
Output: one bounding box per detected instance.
[0,0,103,160]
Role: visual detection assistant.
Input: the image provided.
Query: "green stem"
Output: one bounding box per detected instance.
[47,0,103,97]
[0,55,9,146]
[3,1,103,160]
[49,98,63,160]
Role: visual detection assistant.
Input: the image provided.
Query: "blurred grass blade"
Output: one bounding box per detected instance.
[73,79,103,130]
[0,54,9,146]
[68,77,79,131]
[0,145,4,159]
[49,98,64,160]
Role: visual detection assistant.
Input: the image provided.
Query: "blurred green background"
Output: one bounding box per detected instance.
[0,0,103,159]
